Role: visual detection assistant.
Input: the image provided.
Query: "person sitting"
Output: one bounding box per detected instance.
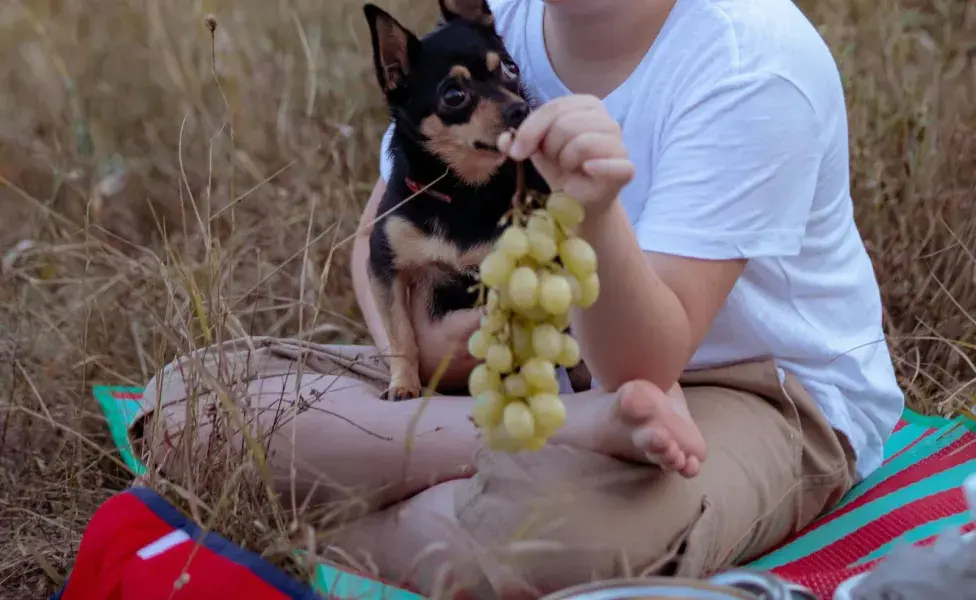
[132,0,904,596]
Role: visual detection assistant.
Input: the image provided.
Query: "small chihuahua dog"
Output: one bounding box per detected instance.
[363,0,549,400]
[363,0,553,400]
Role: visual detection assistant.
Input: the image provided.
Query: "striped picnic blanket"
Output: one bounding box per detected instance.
[91,386,976,600]
[748,409,976,598]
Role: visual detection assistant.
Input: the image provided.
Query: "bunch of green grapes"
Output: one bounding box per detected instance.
[467,191,600,452]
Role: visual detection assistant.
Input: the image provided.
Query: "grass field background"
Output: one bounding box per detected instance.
[0,0,973,597]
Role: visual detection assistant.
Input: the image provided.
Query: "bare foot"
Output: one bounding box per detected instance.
[600,380,707,478]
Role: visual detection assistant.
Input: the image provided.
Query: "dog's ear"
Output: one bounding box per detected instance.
[364,4,420,96]
[438,0,494,28]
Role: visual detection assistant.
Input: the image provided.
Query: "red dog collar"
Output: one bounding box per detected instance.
[405,177,452,203]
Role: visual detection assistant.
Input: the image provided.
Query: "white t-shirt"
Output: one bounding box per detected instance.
[378,0,904,480]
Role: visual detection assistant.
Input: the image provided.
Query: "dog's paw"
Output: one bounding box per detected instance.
[381,385,421,401]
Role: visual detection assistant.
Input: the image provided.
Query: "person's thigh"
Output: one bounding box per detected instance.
[131,337,487,511]
[448,360,856,597]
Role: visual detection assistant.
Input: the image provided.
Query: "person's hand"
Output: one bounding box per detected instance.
[410,290,483,392]
[497,94,635,221]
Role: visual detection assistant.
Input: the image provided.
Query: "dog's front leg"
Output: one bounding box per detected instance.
[375,272,423,401]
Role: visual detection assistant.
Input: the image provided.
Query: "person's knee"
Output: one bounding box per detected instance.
[130,402,216,481]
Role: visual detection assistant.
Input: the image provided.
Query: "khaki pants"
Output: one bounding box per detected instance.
[132,337,856,592]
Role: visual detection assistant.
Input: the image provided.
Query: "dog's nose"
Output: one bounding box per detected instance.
[502,101,529,128]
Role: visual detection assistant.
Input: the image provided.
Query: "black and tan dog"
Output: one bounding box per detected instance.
[363,0,556,400]
[364,0,548,400]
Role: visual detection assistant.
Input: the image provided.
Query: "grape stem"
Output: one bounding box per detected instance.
[514,153,526,212]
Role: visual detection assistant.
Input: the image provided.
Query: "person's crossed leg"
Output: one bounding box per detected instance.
[134,340,855,599]
[330,361,854,598]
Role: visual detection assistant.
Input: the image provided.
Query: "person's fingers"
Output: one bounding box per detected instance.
[528,150,563,189]
[507,95,602,160]
[540,108,619,167]
[682,456,701,478]
[557,132,629,175]
[582,158,636,184]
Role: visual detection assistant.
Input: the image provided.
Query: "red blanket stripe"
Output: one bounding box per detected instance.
[779,521,976,598]
[772,487,967,577]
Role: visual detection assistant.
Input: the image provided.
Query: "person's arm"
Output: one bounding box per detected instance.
[572,204,746,392]
[351,178,391,352]
[504,75,823,394]
[583,74,823,392]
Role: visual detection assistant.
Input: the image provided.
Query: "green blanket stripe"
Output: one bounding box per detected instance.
[746,448,975,569]
[314,565,424,600]
[93,386,147,477]
[901,406,975,432]
[873,423,928,463]
[853,513,973,566]
[828,421,955,512]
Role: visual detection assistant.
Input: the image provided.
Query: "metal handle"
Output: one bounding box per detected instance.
[707,569,818,600]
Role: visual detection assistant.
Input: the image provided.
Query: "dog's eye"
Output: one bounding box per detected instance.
[442,85,469,108]
[501,59,519,80]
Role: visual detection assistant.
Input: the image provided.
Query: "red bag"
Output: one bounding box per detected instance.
[53,487,320,600]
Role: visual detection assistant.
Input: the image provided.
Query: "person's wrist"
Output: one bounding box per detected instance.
[580,195,626,238]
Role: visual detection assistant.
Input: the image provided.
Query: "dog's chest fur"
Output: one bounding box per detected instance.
[370,157,533,318]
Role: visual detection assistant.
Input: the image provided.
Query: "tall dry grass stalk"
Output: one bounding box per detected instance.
[0,0,973,597]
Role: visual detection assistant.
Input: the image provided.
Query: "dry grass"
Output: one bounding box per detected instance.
[0,0,973,597]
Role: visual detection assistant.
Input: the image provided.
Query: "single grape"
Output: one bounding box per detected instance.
[548,310,573,332]
[508,266,539,310]
[503,372,529,398]
[533,373,560,394]
[481,310,507,334]
[521,358,557,391]
[469,364,501,396]
[495,285,514,310]
[479,250,514,288]
[560,238,597,278]
[531,324,563,362]
[511,320,533,362]
[498,225,529,259]
[556,334,581,368]
[467,329,489,359]
[539,274,573,315]
[527,229,558,263]
[566,274,582,304]
[514,303,549,321]
[528,393,567,432]
[503,400,536,441]
[471,390,505,428]
[483,425,522,452]
[485,343,514,373]
[546,193,585,230]
[579,272,600,308]
[526,210,556,238]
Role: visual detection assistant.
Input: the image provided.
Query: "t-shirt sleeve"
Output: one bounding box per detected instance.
[378,122,395,183]
[635,72,824,260]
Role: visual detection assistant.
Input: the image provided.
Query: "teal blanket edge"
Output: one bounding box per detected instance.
[92,385,424,600]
